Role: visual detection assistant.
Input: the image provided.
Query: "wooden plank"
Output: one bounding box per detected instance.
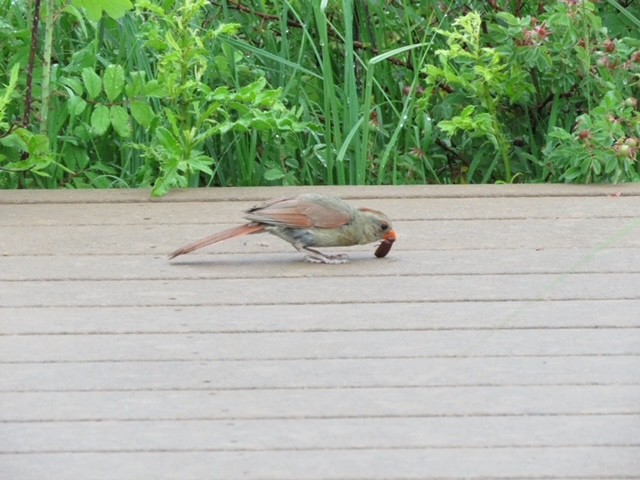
[2,416,638,452]
[1,273,638,308]
[0,385,640,423]
[3,448,640,480]
[3,385,639,421]
[2,248,640,282]
[1,300,639,335]
[2,356,639,391]
[3,196,640,227]
[1,329,638,362]
[1,183,639,205]
[3,217,640,256]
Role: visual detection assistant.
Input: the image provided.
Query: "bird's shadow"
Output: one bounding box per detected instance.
[166,251,384,268]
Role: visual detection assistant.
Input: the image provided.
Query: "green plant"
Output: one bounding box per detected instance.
[489,1,640,182]
[420,11,534,183]
[0,0,136,188]
[0,63,61,186]
[132,0,309,195]
[2,0,640,189]
[543,91,640,183]
[1,0,311,192]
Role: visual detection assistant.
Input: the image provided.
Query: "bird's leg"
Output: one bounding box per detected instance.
[294,245,349,264]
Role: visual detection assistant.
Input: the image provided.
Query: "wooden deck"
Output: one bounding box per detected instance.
[1,184,640,480]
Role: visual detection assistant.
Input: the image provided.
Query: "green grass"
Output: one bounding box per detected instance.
[1,0,640,190]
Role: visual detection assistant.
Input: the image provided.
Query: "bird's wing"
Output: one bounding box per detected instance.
[244,194,353,229]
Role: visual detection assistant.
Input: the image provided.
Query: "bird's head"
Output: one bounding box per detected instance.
[357,208,397,257]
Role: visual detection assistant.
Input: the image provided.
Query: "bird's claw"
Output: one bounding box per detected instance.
[304,253,349,264]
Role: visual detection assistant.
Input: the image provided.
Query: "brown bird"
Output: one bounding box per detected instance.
[169,193,397,264]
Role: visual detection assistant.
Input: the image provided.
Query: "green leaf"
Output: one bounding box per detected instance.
[605,155,619,174]
[5,158,52,174]
[91,104,110,135]
[237,78,267,101]
[249,118,275,131]
[126,71,146,97]
[103,64,125,102]
[0,129,29,151]
[27,134,50,156]
[264,167,285,181]
[211,85,230,100]
[212,23,241,37]
[82,68,102,99]
[151,174,174,197]
[155,127,181,155]
[110,105,131,137]
[142,80,168,98]
[67,95,87,116]
[61,77,84,96]
[101,0,133,20]
[0,64,20,130]
[73,123,93,142]
[131,101,155,128]
[71,0,132,21]
[495,12,519,26]
[186,155,214,176]
[71,0,102,21]
[562,166,582,182]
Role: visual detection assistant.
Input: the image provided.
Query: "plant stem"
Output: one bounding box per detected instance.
[481,81,511,181]
[23,0,42,129]
[312,3,342,184]
[40,0,54,136]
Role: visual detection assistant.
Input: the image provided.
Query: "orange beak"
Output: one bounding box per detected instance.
[383,229,397,243]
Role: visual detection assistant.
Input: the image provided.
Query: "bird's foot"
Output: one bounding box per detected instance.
[299,246,349,264]
[303,253,349,264]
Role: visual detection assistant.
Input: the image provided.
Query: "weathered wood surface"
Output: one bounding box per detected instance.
[1,184,639,480]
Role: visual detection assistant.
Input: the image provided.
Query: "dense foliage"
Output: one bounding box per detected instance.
[1,0,640,193]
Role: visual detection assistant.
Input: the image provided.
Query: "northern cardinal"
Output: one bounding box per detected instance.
[169,193,397,263]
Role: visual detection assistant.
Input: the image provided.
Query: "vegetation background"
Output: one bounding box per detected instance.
[1,0,639,195]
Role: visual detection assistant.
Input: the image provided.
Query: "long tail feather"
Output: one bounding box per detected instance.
[168,223,265,259]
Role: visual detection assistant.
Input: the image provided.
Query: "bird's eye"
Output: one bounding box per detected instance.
[380,223,389,231]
